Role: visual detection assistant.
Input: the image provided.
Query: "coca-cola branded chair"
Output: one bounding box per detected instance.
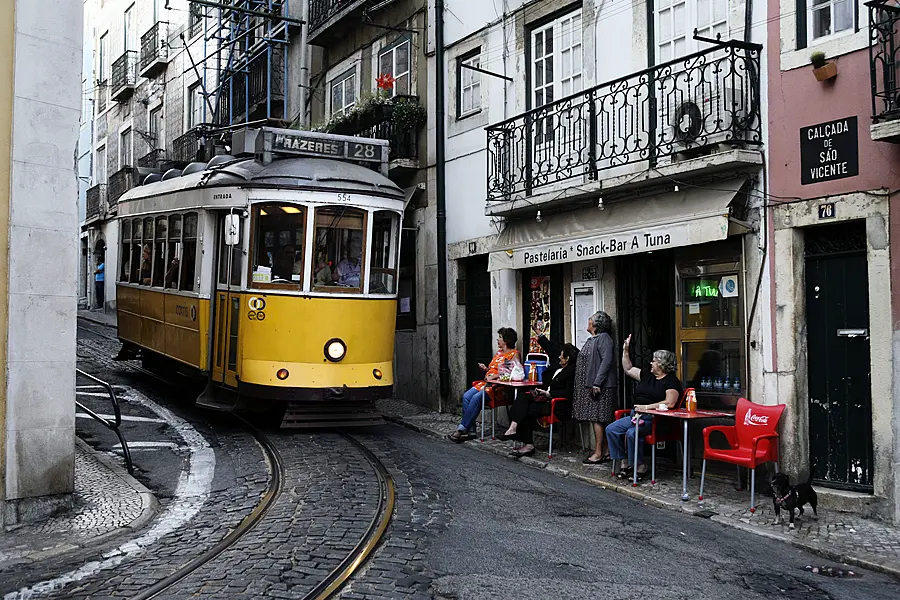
[698,398,786,511]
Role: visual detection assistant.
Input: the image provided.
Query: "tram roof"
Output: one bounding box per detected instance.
[117,156,405,207]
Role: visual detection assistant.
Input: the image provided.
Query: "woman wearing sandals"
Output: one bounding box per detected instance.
[572,311,618,465]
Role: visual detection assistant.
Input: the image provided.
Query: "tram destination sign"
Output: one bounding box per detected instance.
[268,130,383,163]
[800,116,859,185]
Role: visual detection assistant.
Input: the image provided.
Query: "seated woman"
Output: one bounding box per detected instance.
[499,343,579,457]
[606,334,683,480]
[448,327,522,443]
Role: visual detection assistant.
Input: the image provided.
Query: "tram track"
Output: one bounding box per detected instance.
[76,318,397,599]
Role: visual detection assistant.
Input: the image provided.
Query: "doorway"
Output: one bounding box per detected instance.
[211,214,244,388]
[805,222,873,491]
[464,256,493,386]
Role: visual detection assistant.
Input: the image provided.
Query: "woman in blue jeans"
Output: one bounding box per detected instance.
[606,334,682,480]
[448,327,522,443]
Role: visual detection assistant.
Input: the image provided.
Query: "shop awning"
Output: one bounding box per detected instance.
[488,178,748,271]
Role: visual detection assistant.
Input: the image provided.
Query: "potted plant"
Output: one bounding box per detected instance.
[391,96,427,132]
[811,51,837,82]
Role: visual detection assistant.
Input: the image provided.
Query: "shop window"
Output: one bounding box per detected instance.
[311,206,365,291]
[368,211,400,294]
[152,216,167,286]
[396,228,416,330]
[251,204,306,287]
[120,219,131,282]
[681,274,740,328]
[180,213,198,291]
[165,214,182,289]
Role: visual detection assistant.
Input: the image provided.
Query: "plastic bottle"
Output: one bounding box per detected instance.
[733,376,741,393]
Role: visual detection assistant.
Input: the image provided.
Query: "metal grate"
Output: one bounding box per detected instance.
[137,148,167,169]
[110,50,137,99]
[139,21,169,76]
[869,2,900,122]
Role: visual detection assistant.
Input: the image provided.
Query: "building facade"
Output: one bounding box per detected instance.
[767,0,900,523]
[1,0,83,525]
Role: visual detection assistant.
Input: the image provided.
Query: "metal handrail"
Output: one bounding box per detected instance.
[75,368,134,475]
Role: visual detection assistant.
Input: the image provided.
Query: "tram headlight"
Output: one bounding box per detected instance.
[373,369,383,380]
[324,338,347,362]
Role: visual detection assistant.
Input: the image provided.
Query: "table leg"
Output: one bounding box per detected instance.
[681,420,689,501]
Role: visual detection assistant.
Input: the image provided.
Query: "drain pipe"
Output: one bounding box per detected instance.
[435,0,450,400]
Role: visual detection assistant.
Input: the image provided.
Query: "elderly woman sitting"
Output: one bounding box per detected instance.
[606,334,683,481]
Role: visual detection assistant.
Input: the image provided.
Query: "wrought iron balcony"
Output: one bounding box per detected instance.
[870,2,900,124]
[140,21,169,78]
[96,81,107,114]
[108,167,137,207]
[110,51,137,102]
[308,0,378,43]
[138,148,167,169]
[173,128,206,164]
[216,47,285,125]
[86,184,106,221]
[486,42,762,203]
[333,95,422,164]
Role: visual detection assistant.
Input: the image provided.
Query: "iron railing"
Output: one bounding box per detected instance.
[86,184,105,220]
[309,0,365,32]
[138,148,167,169]
[75,369,134,475]
[352,96,421,162]
[173,127,205,164]
[108,167,136,206]
[217,46,285,124]
[486,42,762,202]
[110,50,137,100]
[140,21,169,77]
[869,2,900,122]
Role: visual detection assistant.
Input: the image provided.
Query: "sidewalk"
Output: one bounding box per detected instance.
[78,309,117,328]
[0,438,157,570]
[377,397,900,580]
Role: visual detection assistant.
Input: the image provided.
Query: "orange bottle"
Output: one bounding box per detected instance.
[686,389,697,412]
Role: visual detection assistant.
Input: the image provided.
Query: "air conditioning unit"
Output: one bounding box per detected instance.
[667,85,749,150]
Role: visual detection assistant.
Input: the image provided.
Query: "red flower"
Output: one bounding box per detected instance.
[376,73,396,90]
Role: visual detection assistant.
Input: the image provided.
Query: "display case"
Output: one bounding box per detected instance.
[675,251,744,410]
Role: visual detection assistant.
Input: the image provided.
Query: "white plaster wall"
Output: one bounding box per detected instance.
[5,0,83,500]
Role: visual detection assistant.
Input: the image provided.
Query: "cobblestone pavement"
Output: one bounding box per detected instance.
[377,397,900,580]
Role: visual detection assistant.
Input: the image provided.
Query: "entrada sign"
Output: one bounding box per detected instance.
[800,116,859,185]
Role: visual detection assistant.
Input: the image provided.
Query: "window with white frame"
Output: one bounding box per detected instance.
[657,0,728,62]
[378,38,411,96]
[124,4,136,52]
[330,70,357,117]
[120,128,133,168]
[531,10,583,109]
[149,105,163,148]
[188,83,204,128]
[807,0,855,43]
[96,145,107,184]
[99,31,108,82]
[458,51,482,117]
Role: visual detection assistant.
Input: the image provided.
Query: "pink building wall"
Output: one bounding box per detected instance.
[767,9,900,327]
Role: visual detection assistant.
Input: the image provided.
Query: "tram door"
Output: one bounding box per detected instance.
[212,214,244,388]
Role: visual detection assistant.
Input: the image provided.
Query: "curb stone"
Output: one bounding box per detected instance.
[384,412,900,582]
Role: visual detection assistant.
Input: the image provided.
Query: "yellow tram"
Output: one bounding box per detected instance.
[114,128,404,427]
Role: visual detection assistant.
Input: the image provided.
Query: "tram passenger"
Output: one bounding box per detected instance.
[335,238,362,287]
[448,327,522,443]
[140,245,152,285]
[314,251,334,286]
[164,257,180,288]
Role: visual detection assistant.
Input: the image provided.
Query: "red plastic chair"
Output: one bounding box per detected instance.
[610,388,693,484]
[698,398,786,511]
[536,397,578,459]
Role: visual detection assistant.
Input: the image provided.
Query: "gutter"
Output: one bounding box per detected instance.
[435,0,450,399]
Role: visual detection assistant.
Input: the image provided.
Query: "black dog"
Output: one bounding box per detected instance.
[771,470,819,529]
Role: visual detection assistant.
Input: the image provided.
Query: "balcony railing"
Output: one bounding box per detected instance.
[108,167,136,207]
[309,0,364,33]
[86,184,106,221]
[486,42,762,202]
[138,148,167,169]
[110,51,137,102]
[345,96,421,162]
[140,21,169,78]
[217,47,285,124]
[869,2,900,122]
[173,128,206,164]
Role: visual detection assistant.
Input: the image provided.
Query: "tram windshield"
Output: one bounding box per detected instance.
[250,204,307,287]
[368,211,400,294]
[311,206,366,291]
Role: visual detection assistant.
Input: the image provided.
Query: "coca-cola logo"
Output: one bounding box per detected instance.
[744,410,769,426]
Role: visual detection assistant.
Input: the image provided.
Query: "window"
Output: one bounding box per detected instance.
[378,39,411,97]
[250,204,307,287]
[180,213,198,291]
[139,218,153,284]
[120,128,133,168]
[368,211,400,294]
[153,216,167,286]
[95,145,107,184]
[124,4,136,52]
[129,218,142,283]
[396,229,416,330]
[531,11,582,109]
[166,215,182,289]
[458,51,482,118]
[120,219,131,282]
[149,106,163,148]
[188,83,204,128]
[656,0,727,62]
[808,0,855,43]
[311,206,366,291]
[99,32,108,83]
[330,70,357,117]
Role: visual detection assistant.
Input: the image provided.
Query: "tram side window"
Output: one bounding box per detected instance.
[152,216,167,287]
[368,211,400,294]
[251,204,306,286]
[130,218,142,284]
[180,213,198,291]
[120,219,131,282]
[140,218,153,285]
[312,206,365,291]
[166,215,182,289]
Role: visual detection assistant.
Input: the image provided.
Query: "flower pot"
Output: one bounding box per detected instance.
[813,61,837,82]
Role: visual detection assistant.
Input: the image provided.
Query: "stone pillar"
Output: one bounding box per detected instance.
[0,0,82,525]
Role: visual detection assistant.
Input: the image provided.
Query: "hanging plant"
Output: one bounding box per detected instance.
[391,96,427,132]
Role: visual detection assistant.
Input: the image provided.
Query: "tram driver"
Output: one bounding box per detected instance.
[335,237,362,287]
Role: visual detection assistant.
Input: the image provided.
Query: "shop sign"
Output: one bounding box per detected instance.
[492,217,728,271]
[800,117,859,185]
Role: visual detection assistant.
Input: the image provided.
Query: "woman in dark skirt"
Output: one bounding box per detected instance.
[573,311,618,464]
[500,343,580,457]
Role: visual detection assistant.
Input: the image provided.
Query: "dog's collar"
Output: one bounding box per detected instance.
[775,490,793,504]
